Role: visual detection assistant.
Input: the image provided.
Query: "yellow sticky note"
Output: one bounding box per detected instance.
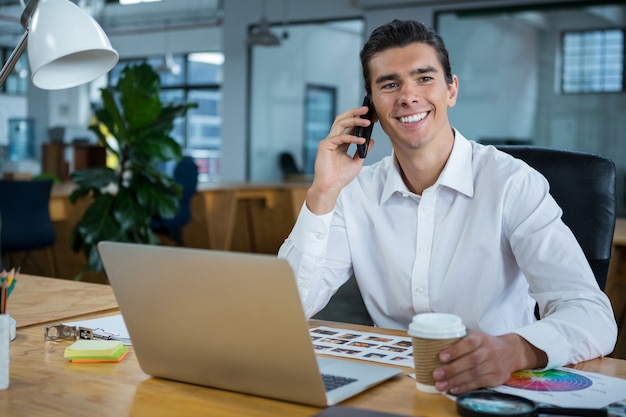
[64,340,124,358]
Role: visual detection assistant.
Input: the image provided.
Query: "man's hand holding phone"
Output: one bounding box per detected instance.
[305,102,375,215]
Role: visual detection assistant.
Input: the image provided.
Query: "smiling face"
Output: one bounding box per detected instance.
[367,42,459,155]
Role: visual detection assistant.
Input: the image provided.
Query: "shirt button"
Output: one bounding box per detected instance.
[415,287,425,294]
[419,247,428,253]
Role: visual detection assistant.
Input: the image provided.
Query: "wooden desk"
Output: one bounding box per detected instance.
[9,274,117,328]
[183,182,309,253]
[49,182,78,222]
[3,276,626,417]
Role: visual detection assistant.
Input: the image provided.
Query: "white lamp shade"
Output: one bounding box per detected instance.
[27,0,119,90]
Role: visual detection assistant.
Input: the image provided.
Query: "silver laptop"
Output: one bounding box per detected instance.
[97,241,402,407]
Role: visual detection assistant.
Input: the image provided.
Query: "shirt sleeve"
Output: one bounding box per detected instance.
[277,202,353,318]
[504,167,617,368]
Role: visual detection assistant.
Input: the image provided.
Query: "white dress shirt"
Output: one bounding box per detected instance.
[278,130,617,368]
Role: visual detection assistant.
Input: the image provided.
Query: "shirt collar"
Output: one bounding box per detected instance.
[380,128,475,204]
[380,152,409,204]
[439,129,474,198]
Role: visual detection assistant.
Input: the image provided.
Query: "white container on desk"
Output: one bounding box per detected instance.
[0,314,10,390]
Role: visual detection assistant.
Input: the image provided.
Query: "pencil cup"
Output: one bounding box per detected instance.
[9,314,16,341]
[0,314,9,390]
[408,313,466,394]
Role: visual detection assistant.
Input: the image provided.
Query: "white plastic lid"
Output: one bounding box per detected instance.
[408,313,466,339]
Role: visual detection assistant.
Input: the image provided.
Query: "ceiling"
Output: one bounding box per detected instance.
[0,0,578,39]
[0,1,623,50]
[0,0,222,47]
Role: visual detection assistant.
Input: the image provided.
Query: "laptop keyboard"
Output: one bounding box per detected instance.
[321,374,358,392]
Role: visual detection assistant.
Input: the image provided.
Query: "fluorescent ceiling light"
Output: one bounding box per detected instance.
[188,52,224,65]
[119,0,162,5]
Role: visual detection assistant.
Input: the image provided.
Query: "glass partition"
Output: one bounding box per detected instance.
[436,2,626,215]
[248,19,363,182]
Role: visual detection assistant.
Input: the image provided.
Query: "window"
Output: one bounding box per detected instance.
[1,49,28,95]
[107,52,223,181]
[561,29,624,93]
[303,85,336,175]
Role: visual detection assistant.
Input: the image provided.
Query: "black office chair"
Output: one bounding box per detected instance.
[497,145,616,291]
[0,178,57,276]
[312,274,374,325]
[152,156,199,246]
[279,152,301,176]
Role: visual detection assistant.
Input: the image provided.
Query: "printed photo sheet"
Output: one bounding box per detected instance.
[309,326,414,368]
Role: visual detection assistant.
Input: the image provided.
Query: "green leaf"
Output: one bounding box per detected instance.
[131,174,180,217]
[112,186,147,229]
[88,245,104,272]
[132,136,182,162]
[119,64,162,129]
[77,195,119,244]
[71,167,117,190]
[100,88,130,142]
[68,187,92,204]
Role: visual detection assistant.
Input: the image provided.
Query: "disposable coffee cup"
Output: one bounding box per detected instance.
[408,313,466,394]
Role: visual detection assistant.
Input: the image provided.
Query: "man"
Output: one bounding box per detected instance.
[277,19,616,394]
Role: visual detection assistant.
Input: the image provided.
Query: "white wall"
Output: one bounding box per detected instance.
[249,22,363,182]
[441,13,539,142]
[109,26,222,58]
[0,95,27,147]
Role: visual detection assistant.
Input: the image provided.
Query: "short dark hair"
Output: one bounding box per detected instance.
[360,19,453,95]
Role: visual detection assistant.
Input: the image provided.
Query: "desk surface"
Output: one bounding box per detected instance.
[3,277,626,417]
[9,275,118,329]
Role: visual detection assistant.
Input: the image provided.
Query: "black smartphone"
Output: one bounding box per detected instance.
[354,96,374,158]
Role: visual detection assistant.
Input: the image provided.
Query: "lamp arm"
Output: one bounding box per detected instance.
[0,0,41,87]
[0,0,42,87]
[0,31,28,87]
[21,0,39,29]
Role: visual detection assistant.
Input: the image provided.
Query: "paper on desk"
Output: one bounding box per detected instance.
[64,314,132,345]
[309,326,414,368]
[491,367,626,408]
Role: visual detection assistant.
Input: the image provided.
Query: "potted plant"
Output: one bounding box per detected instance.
[69,63,196,278]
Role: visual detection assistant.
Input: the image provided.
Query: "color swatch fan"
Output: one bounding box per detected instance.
[506,369,593,392]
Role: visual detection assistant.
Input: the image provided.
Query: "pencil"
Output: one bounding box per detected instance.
[7,277,15,299]
[0,278,7,314]
[7,266,18,296]
[7,268,15,287]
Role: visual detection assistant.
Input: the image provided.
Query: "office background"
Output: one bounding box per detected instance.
[0,0,623,212]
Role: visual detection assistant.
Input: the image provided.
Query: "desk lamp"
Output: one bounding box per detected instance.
[0,0,119,89]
